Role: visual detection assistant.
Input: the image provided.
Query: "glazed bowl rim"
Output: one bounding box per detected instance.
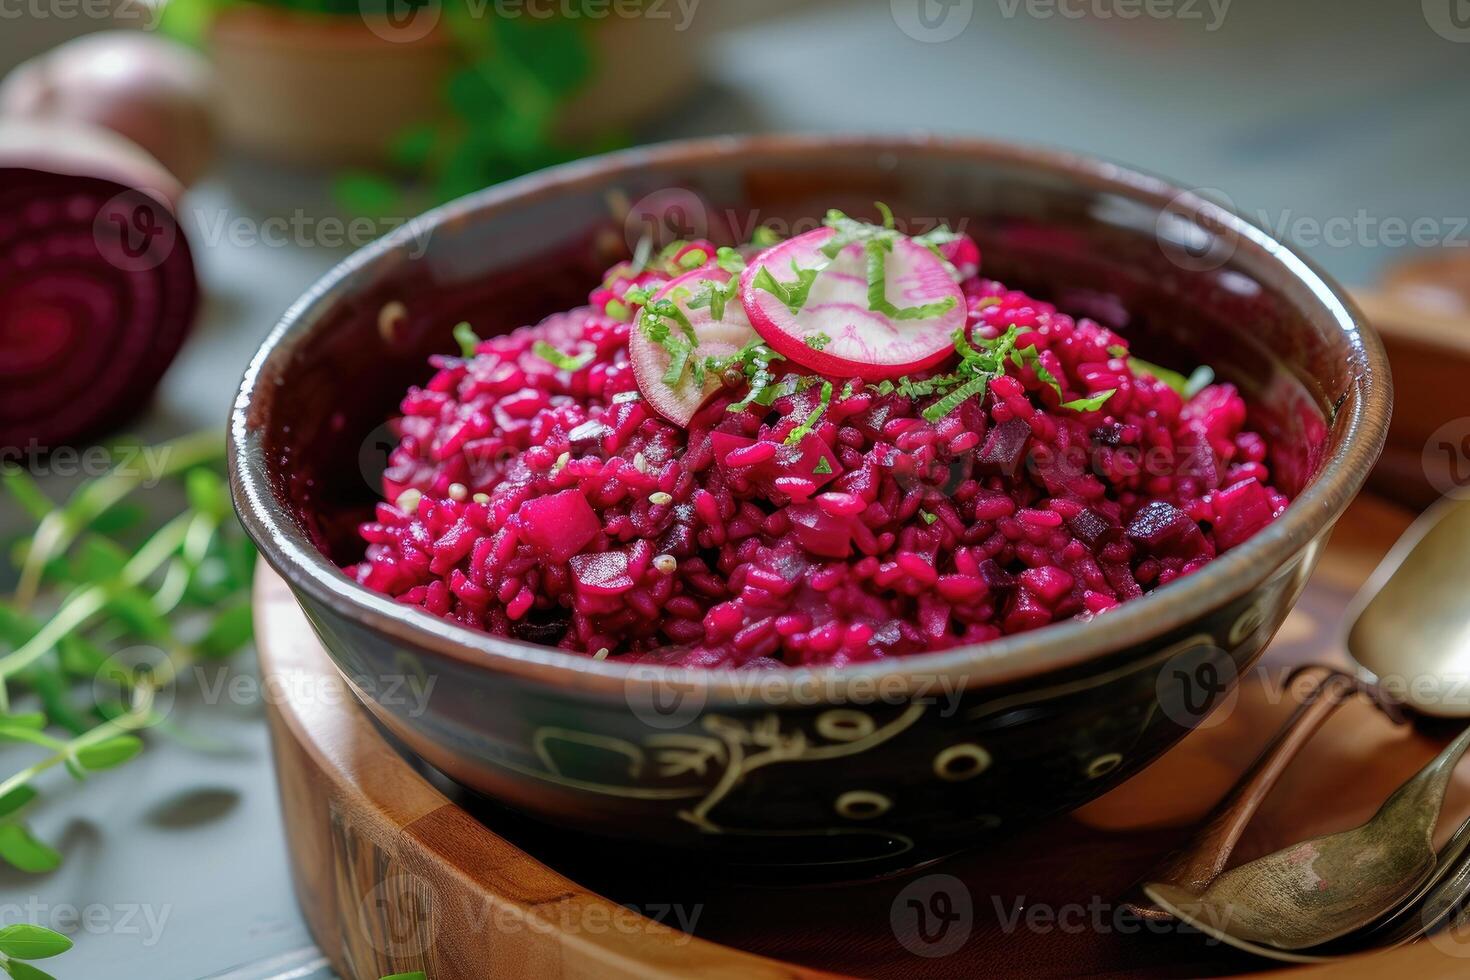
[229,132,1392,701]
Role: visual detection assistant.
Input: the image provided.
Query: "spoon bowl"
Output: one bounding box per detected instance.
[1146,725,1470,953]
[1348,496,1470,718]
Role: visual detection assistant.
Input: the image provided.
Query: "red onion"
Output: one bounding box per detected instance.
[0,119,199,450]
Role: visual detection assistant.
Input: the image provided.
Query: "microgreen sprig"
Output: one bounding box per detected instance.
[0,433,256,876]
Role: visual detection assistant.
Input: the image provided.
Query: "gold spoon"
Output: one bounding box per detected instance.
[1147,724,1470,956]
[1143,496,1470,955]
[1345,495,1470,719]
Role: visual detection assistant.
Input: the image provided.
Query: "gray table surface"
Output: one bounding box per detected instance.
[4,1,1469,977]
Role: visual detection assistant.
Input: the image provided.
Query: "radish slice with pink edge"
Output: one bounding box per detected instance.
[630,265,757,426]
[740,227,965,381]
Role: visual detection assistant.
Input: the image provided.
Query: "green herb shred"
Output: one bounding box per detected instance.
[751,262,821,315]
[864,239,959,322]
[784,381,834,447]
[453,322,481,359]
[532,340,594,372]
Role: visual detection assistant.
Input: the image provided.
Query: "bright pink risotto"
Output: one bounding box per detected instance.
[352,211,1289,668]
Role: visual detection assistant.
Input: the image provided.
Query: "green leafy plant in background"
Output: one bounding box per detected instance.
[159,0,636,212]
[0,923,72,980]
[0,432,256,875]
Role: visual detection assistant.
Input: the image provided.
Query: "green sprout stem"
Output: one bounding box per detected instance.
[13,430,224,610]
[0,693,154,809]
[0,512,194,698]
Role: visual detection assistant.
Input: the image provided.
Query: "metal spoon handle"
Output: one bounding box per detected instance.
[1129,665,1358,920]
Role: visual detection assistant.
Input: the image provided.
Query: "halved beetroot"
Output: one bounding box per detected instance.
[629,265,757,426]
[0,119,198,450]
[740,227,964,381]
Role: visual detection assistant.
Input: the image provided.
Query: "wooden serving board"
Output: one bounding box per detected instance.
[257,287,1470,979]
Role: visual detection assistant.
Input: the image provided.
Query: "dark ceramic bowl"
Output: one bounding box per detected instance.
[231,135,1391,878]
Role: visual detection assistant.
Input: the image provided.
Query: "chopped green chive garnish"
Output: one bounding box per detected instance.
[1127,356,1188,393]
[1129,357,1213,399]
[678,248,709,270]
[917,326,1021,423]
[922,373,992,423]
[1182,365,1215,399]
[721,341,787,413]
[785,381,834,447]
[751,262,821,316]
[662,343,692,385]
[642,298,698,344]
[815,208,959,323]
[688,276,740,322]
[716,247,747,275]
[453,322,481,359]
[813,456,833,475]
[1011,345,1063,396]
[532,340,595,372]
[805,333,832,351]
[921,510,938,525]
[638,305,698,386]
[751,225,783,248]
[1060,389,1117,412]
[865,240,958,321]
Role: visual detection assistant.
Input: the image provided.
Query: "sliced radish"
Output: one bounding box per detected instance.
[629,265,757,426]
[740,227,964,381]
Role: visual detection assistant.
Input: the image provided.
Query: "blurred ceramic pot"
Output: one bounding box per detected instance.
[207,6,705,168]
